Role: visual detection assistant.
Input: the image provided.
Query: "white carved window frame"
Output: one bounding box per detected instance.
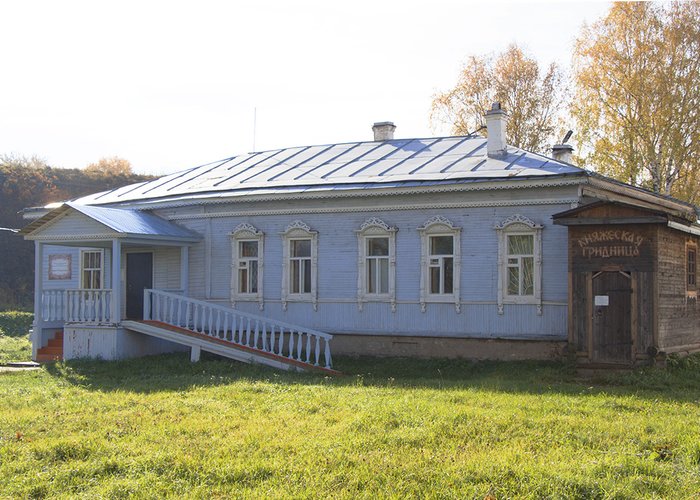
[418,216,461,313]
[494,214,543,315]
[230,223,264,310]
[355,217,397,312]
[281,220,318,311]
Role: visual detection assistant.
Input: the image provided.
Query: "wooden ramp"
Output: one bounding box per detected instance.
[123,289,339,375]
[122,320,338,375]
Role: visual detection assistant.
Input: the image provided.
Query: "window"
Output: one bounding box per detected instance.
[418,216,461,313]
[80,250,104,289]
[238,241,259,294]
[230,223,264,309]
[429,235,454,294]
[290,239,312,294]
[688,245,697,291]
[281,220,318,311]
[356,218,397,311]
[506,234,534,296]
[495,215,543,315]
[367,237,390,294]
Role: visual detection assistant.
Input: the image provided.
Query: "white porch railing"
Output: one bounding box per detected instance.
[144,289,334,369]
[41,289,112,323]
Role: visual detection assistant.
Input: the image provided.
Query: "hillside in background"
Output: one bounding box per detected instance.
[0,161,154,310]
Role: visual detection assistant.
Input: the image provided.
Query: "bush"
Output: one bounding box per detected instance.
[0,311,33,338]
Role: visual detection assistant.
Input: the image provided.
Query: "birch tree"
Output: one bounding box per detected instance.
[572,1,700,203]
[430,44,567,153]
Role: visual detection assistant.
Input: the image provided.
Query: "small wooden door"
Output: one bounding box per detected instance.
[592,271,632,363]
[126,253,153,320]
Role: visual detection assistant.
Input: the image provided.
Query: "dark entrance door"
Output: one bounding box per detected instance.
[592,271,632,363]
[126,252,153,320]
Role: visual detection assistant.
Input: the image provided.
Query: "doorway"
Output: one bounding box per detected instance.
[592,271,632,363]
[126,252,153,320]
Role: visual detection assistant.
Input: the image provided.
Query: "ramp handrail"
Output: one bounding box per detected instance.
[144,289,333,369]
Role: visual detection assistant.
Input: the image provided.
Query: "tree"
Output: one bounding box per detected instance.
[572,1,700,203]
[430,44,567,153]
[85,156,133,176]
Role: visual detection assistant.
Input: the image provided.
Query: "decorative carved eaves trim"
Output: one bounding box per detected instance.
[166,198,580,221]
[230,223,263,238]
[417,215,458,232]
[493,214,543,230]
[359,217,397,233]
[282,220,315,235]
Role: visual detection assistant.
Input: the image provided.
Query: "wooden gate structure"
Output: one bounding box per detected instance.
[554,201,700,367]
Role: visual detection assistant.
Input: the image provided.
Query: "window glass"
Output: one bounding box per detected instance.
[368,237,389,256]
[81,250,103,289]
[240,241,258,257]
[430,235,453,255]
[508,234,533,255]
[428,236,454,294]
[688,248,697,287]
[291,239,311,257]
[506,234,534,296]
[290,239,312,294]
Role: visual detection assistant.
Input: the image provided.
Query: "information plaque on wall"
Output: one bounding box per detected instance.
[48,254,72,280]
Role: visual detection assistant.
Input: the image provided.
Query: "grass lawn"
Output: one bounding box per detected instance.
[1,352,699,498]
[0,311,32,364]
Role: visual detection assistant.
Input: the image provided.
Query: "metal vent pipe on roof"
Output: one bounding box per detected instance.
[372,122,396,141]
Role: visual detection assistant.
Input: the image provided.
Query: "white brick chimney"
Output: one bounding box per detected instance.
[484,103,508,158]
[551,144,574,164]
[552,132,574,163]
[372,122,396,141]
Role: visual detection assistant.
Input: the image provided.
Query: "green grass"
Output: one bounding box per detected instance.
[1,353,699,498]
[0,311,32,364]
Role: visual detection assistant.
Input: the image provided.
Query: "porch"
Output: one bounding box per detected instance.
[34,287,336,372]
[22,203,336,372]
[19,202,201,359]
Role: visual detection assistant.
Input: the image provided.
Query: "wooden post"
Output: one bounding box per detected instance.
[33,241,44,360]
[190,345,201,362]
[111,239,121,324]
[180,246,189,296]
[143,289,151,320]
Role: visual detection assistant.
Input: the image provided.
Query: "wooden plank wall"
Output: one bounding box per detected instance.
[656,226,700,351]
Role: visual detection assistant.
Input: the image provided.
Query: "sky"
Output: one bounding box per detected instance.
[0,0,611,175]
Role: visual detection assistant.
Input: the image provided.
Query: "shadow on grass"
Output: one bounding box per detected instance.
[41,351,700,403]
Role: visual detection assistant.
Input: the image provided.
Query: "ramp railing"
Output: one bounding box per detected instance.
[144,289,333,369]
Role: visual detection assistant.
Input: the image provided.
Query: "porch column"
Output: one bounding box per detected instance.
[32,241,44,360]
[111,239,121,324]
[180,246,189,296]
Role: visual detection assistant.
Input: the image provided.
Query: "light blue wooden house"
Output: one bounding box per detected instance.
[20,105,700,371]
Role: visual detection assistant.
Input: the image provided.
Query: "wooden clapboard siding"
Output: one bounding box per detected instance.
[229,300,567,339]
[152,247,181,290]
[43,245,112,289]
[43,245,80,290]
[169,196,573,340]
[37,211,116,238]
[656,226,700,351]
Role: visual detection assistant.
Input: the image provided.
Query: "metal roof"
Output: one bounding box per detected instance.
[73,135,585,207]
[20,202,201,241]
